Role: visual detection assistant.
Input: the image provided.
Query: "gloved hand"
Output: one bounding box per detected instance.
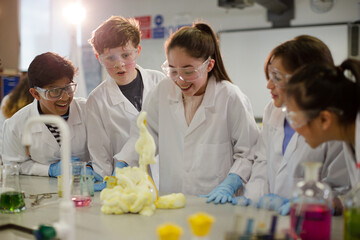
[94,182,107,192]
[49,161,61,177]
[83,167,103,183]
[199,173,243,204]
[278,201,291,215]
[114,161,128,172]
[232,196,252,206]
[257,193,289,212]
[94,161,128,192]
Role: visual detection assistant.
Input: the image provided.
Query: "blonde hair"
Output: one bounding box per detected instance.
[2,74,33,118]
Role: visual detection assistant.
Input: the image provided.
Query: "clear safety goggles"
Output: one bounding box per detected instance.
[35,83,78,101]
[99,48,139,69]
[282,105,344,129]
[268,66,291,89]
[282,106,319,129]
[161,57,211,83]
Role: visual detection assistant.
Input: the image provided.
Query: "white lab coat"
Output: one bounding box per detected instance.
[114,76,260,195]
[343,112,360,187]
[0,94,9,164]
[244,102,351,200]
[86,65,165,177]
[2,98,89,176]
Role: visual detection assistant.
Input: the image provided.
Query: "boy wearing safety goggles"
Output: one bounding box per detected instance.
[87,16,164,186]
[2,52,94,178]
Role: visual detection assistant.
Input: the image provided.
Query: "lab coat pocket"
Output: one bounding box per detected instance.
[195,142,232,184]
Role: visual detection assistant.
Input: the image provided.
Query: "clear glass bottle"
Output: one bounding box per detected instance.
[343,163,360,240]
[290,162,332,240]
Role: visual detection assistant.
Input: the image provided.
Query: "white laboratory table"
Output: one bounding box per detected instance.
[0,176,344,240]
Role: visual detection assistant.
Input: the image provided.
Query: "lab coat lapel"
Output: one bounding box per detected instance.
[67,100,82,142]
[167,81,188,133]
[185,77,216,136]
[28,101,59,151]
[107,76,138,116]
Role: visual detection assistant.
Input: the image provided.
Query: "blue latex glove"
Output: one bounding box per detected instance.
[257,193,289,211]
[113,161,128,174]
[83,167,103,183]
[49,161,61,177]
[232,196,252,206]
[278,201,291,215]
[94,182,107,192]
[49,157,80,177]
[94,161,128,192]
[199,173,243,204]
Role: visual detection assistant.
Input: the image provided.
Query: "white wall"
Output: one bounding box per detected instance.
[20,0,360,107]
[76,0,359,116]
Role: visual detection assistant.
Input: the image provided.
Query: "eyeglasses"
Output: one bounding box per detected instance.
[99,48,138,68]
[268,67,291,89]
[35,83,78,101]
[161,57,211,83]
[282,106,344,129]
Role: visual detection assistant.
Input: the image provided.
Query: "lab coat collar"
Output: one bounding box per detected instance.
[167,76,216,108]
[106,65,144,115]
[167,76,217,136]
[28,99,80,142]
[270,105,299,173]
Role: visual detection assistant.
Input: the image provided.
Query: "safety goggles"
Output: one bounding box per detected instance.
[35,83,78,101]
[282,106,320,129]
[99,48,138,68]
[268,67,291,89]
[282,105,344,129]
[161,57,211,83]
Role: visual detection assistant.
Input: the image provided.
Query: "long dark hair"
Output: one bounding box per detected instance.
[264,35,334,79]
[165,22,231,82]
[286,59,360,125]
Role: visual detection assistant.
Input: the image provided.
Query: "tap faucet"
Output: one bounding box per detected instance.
[22,115,75,240]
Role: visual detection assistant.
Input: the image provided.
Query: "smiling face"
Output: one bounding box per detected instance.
[30,77,74,116]
[266,57,293,108]
[100,42,140,86]
[166,47,213,96]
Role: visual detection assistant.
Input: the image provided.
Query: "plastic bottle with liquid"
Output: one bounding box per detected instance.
[343,163,360,240]
[290,162,332,240]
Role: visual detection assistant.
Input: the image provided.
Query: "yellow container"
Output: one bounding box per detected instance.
[156,223,183,240]
[188,212,215,237]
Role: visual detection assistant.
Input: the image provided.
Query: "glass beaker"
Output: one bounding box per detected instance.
[290,162,332,240]
[71,162,91,207]
[343,164,360,240]
[0,163,26,213]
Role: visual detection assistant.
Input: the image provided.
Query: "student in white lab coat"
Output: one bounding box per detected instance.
[285,59,360,190]
[114,22,260,203]
[86,16,164,183]
[233,36,350,214]
[2,52,94,177]
[0,74,33,164]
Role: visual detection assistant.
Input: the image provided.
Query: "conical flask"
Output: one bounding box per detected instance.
[0,163,26,213]
[290,162,332,240]
[343,163,360,240]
